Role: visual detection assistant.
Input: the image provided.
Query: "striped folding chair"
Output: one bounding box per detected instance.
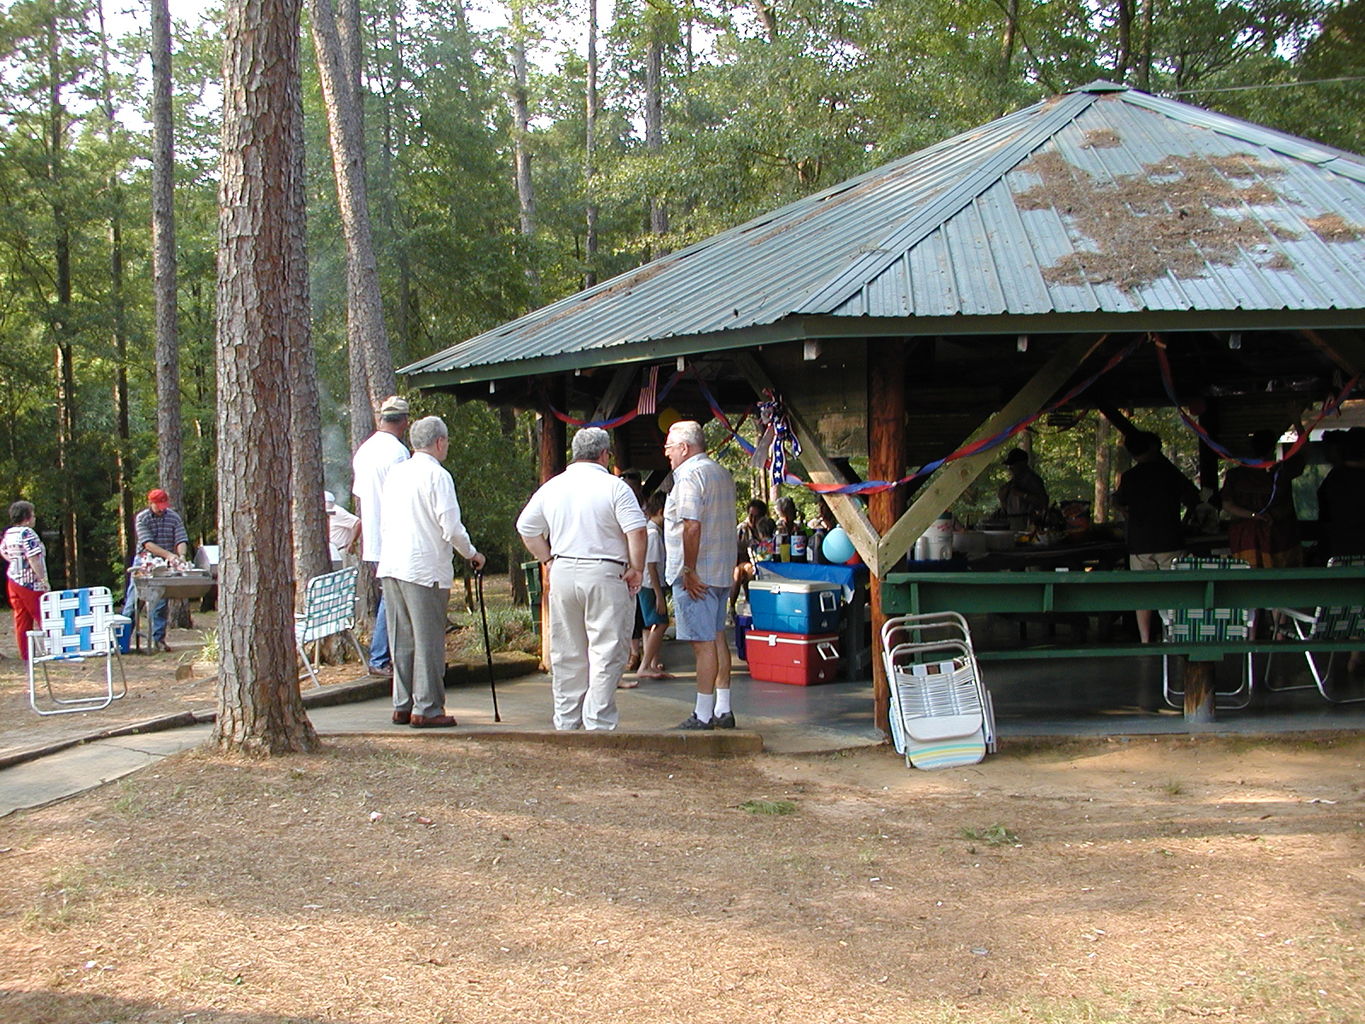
[28,587,130,716]
[1263,556,1365,703]
[1160,556,1255,709]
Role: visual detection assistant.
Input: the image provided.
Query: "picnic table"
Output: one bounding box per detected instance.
[882,565,1365,722]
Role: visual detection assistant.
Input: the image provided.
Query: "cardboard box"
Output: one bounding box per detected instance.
[745,630,841,685]
[748,579,842,634]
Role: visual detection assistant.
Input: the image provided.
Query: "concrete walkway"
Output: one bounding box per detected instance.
[5,644,1364,818]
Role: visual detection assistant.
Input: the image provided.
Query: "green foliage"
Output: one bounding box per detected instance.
[449,604,539,659]
[960,823,1020,846]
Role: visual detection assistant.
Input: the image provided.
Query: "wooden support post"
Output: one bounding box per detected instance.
[1181,659,1217,723]
[733,351,881,572]
[868,342,908,738]
[877,333,1107,568]
[536,381,567,672]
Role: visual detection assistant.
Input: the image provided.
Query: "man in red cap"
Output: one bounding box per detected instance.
[121,488,190,652]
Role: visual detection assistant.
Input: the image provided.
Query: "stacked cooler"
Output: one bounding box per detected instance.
[743,579,843,685]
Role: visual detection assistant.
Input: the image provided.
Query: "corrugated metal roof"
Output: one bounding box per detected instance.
[403,81,1365,386]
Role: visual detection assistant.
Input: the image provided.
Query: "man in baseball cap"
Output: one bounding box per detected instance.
[121,488,191,652]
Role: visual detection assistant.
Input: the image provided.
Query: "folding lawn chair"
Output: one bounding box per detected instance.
[295,567,366,687]
[1263,556,1365,704]
[881,612,995,769]
[1160,556,1255,710]
[28,586,130,716]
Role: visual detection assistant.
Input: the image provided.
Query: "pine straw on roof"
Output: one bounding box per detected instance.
[1013,148,1353,292]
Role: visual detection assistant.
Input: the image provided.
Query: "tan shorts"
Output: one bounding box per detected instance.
[1129,550,1182,571]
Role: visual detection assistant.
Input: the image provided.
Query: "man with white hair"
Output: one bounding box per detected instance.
[517,426,647,730]
[663,419,738,729]
[352,394,410,676]
[378,415,485,728]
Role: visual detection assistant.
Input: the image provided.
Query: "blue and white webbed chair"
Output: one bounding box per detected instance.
[28,586,131,716]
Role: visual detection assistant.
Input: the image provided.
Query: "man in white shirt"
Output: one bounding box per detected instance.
[325,491,361,566]
[516,427,647,730]
[352,394,410,675]
[378,416,485,728]
[663,420,738,730]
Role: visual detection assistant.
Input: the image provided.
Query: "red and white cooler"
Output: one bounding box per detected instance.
[744,630,841,686]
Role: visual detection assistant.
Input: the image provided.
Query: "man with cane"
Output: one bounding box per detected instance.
[516,427,647,731]
[378,415,484,728]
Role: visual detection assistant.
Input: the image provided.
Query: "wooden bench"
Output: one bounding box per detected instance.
[882,566,1365,722]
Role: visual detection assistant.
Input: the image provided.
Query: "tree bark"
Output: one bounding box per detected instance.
[1093,414,1112,523]
[151,0,184,520]
[214,0,318,754]
[47,16,79,588]
[584,0,599,289]
[645,36,667,250]
[509,5,538,290]
[97,0,134,567]
[308,0,396,449]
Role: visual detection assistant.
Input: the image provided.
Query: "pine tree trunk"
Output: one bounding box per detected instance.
[309,0,395,450]
[509,3,538,293]
[214,0,318,755]
[47,18,79,588]
[584,0,598,289]
[645,37,668,250]
[1094,415,1112,523]
[97,0,134,571]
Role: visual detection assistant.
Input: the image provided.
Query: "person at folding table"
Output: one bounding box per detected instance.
[121,488,190,652]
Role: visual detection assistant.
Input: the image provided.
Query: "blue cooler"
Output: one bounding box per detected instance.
[748,579,842,634]
[113,618,132,654]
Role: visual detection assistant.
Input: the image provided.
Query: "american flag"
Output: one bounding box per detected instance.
[636,366,659,415]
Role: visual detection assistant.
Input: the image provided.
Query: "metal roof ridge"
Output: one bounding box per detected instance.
[795,90,1101,316]
[1115,87,1365,179]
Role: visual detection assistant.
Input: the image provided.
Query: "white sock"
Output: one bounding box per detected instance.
[714,688,732,715]
[695,692,716,721]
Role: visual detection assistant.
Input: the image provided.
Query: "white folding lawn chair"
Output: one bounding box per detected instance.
[880,612,995,769]
[28,586,131,716]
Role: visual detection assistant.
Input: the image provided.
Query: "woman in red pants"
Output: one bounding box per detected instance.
[2,500,50,659]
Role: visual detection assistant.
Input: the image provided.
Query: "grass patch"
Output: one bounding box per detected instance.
[960,824,1019,846]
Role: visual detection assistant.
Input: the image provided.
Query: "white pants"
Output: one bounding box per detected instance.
[548,558,633,730]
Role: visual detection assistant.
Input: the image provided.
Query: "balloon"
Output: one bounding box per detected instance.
[822,526,855,564]
[657,407,681,433]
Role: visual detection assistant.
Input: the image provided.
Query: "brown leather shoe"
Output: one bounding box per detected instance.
[409,713,457,728]
[391,709,411,725]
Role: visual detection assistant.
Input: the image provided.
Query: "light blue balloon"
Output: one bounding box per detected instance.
[822,526,855,564]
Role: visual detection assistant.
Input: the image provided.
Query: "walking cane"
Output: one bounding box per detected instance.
[474,569,502,722]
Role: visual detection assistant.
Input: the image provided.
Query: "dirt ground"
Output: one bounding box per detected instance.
[0,612,369,763]
[1,728,1362,1023]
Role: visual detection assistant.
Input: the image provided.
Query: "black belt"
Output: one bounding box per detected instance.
[553,556,626,566]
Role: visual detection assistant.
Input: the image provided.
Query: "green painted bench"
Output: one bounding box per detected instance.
[882,566,1365,720]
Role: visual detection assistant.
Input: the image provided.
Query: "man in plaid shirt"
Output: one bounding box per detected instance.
[121,488,190,652]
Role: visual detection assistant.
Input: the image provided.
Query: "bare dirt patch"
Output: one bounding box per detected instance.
[1,733,1361,1023]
